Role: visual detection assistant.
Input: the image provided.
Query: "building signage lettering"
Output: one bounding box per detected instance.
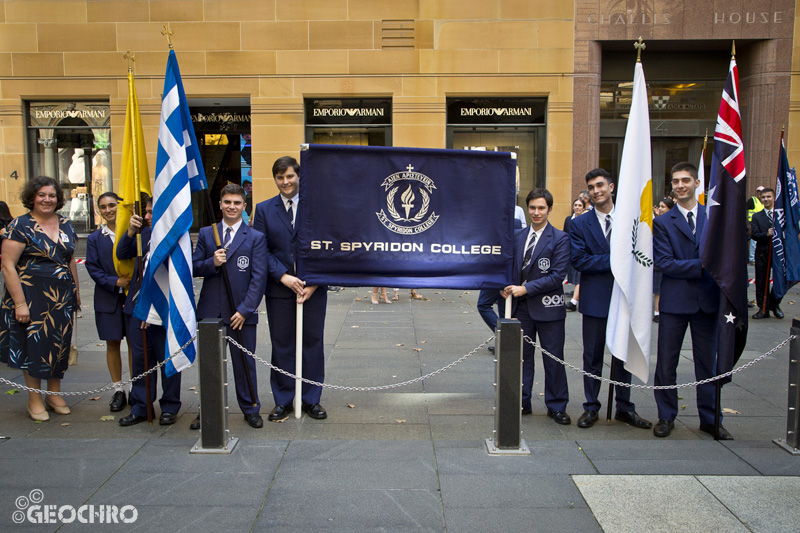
[191,112,250,123]
[714,12,782,24]
[313,108,385,117]
[587,11,783,25]
[459,107,532,117]
[34,109,106,119]
[588,12,670,25]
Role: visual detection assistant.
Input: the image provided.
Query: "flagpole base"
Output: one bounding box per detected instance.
[191,436,239,455]
[485,438,530,456]
[773,438,800,456]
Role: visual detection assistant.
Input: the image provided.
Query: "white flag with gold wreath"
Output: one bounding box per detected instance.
[606,60,654,383]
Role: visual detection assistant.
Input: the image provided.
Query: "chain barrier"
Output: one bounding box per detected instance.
[0,336,195,397]
[1,332,793,396]
[525,334,795,389]
[225,335,491,391]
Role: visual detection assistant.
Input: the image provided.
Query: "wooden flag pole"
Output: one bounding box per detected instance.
[761,127,784,316]
[126,64,153,425]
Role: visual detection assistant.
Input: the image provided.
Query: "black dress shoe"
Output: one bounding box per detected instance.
[159,412,177,425]
[488,345,495,353]
[302,403,327,420]
[652,314,659,323]
[577,410,599,428]
[614,411,653,429]
[547,410,571,425]
[268,404,293,422]
[189,415,200,430]
[521,406,532,415]
[653,419,674,438]
[109,391,127,412]
[699,423,734,440]
[752,310,768,319]
[565,301,577,312]
[119,413,147,426]
[772,306,784,319]
[244,413,264,428]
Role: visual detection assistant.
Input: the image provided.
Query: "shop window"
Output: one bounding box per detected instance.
[27,102,111,234]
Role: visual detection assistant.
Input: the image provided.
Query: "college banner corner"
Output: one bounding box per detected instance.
[296,144,517,289]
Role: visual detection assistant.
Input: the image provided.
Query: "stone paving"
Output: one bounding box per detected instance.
[1,265,799,531]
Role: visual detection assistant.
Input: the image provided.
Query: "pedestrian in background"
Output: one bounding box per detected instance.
[652,196,674,323]
[563,197,586,311]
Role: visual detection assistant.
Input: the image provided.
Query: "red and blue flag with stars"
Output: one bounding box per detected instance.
[700,56,749,382]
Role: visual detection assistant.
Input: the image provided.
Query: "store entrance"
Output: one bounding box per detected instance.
[600,136,707,204]
[188,102,251,230]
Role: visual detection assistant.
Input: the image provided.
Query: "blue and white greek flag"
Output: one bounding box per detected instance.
[134,50,207,376]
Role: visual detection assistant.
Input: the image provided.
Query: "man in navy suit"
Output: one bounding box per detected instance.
[750,187,783,319]
[503,188,571,424]
[194,184,267,428]
[116,198,182,426]
[569,168,652,430]
[253,156,328,422]
[652,162,729,439]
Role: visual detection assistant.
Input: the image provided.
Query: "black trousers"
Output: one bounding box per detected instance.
[754,245,781,311]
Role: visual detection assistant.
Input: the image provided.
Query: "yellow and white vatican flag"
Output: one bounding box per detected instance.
[114,69,151,280]
[606,59,654,383]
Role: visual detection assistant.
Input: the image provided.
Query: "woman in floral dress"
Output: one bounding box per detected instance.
[0,176,81,421]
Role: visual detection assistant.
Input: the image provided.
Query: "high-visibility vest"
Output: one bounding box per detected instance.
[748,196,764,222]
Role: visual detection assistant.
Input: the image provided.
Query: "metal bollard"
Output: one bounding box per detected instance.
[486,318,530,455]
[190,319,239,454]
[773,318,800,455]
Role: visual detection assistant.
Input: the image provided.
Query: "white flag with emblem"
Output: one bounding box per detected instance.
[606,60,654,383]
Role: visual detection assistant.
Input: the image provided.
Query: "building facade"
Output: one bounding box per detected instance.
[0,0,797,234]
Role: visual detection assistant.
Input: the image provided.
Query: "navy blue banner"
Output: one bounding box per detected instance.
[772,140,800,299]
[296,144,516,289]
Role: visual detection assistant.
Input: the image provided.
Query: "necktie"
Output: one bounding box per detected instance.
[687,212,695,234]
[605,214,612,244]
[287,199,294,227]
[768,210,773,223]
[223,227,232,248]
[521,232,537,282]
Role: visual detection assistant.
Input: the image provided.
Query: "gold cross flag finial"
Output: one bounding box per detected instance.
[634,36,646,62]
[161,23,174,49]
[122,50,135,71]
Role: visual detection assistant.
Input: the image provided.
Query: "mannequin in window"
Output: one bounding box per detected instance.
[68,148,87,184]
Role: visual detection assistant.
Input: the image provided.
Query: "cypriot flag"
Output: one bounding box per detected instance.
[606,60,654,383]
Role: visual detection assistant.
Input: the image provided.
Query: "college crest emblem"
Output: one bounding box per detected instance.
[237,256,249,270]
[376,164,439,234]
[538,258,550,272]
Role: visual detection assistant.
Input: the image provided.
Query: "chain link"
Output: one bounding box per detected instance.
[0,335,196,397]
[524,334,794,389]
[226,335,491,391]
[2,332,792,396]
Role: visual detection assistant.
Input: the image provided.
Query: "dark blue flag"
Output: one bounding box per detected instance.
[296,144,516,289]
[700,57,748,380]
[772,139,800,299]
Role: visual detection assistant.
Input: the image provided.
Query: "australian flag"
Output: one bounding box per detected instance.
[771,139,800,299]
[700,56,748,381]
